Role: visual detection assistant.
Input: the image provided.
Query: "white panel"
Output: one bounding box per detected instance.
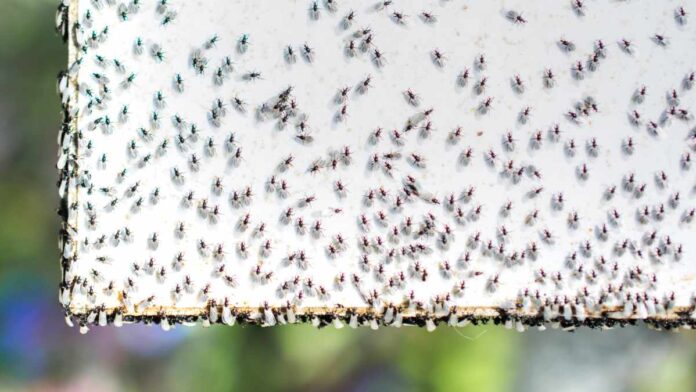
[57,0,696,331]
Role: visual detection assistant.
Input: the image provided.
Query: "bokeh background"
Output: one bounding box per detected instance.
[0,1,694,391]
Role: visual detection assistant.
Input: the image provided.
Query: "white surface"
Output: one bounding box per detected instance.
[62,0,696,322]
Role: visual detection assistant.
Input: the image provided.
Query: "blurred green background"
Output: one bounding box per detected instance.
[0,1,694,391]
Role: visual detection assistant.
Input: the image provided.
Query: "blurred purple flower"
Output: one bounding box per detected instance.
[0,274,61,378]
[114,323,189,357]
